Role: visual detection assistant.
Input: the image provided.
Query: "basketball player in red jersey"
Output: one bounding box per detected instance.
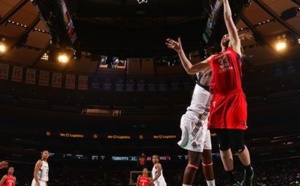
[136,168,153,186]
[165,0,254,185]
[0,167,16,186]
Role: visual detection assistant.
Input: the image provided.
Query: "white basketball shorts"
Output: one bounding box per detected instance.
[177,113,212,152]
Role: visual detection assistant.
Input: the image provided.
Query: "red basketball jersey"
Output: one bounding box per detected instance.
[208,47,248,130]
[3,175,15,186]
[138,175,150,186]
[209,47,243,95]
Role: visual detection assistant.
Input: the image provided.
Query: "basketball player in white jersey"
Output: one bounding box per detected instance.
[177,68,216,186]
[151,155,167,186]
[31,150,50,186]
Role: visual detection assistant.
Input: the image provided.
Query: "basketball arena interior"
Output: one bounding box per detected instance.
[0,0,299,185]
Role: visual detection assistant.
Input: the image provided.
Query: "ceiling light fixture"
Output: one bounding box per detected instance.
[275,41,287,51]
[275,34,288,51]
[41,53,49,61]
[137,0,148,4]
[0,44,6,53]
[0,38,6,53]
[57,53,70,63]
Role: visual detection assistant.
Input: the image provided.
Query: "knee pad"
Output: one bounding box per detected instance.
[219,142,230,151]
[231,143,245,154]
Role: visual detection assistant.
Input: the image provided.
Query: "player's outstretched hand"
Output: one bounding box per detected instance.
[0,161,8,169]
[239,32,253,40]
[165,37,182,53]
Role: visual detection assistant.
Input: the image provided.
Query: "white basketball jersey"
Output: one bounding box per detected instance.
[186,84,210,116]
[38,160,49,182]
[152,163,166,185]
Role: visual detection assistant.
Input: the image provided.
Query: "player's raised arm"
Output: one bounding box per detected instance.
[223,0,241,55]
[166,37,211,74]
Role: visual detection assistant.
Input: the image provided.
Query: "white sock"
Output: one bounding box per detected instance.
[182,184,192,186]
[206,180,216,186]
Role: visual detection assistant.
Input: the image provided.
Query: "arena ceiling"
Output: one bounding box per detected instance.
[0,0,299,75]
[0,0,299,157]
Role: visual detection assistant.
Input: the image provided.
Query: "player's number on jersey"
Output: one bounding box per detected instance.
[218,55,230,69]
